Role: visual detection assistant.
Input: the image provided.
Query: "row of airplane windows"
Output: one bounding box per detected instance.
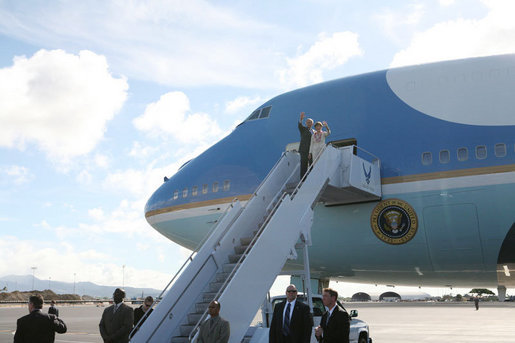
[421,143,512,165]
[173,180,231,200]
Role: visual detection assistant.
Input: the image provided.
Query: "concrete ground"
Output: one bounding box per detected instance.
[1,302,515,342]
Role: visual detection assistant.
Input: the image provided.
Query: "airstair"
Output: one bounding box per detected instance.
[130,144,381,343]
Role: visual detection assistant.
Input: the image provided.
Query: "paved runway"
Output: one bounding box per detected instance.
[1,302,515,342]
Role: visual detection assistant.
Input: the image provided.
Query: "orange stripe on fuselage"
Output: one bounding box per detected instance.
[145,164,515,217]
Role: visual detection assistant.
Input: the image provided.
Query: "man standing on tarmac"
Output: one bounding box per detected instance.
[315,288,350,343]
[270,284,312,343]
[99,288,134,343]
[14,294,67,342]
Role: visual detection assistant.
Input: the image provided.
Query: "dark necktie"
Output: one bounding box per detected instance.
[282,303,291,336]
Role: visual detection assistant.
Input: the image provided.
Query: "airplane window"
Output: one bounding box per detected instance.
[259,106,271,118]
[192,186,198,196]
[495,143,507,157]
[457,147,468,161]
[421,152,432,165]
[223,180,230,191]
[173,190,179,200]
[212,182,219,192]
[439,150,450,164]
[247,109,261,121]
[202,184,208,194]
[476,145,487,160]
[182,188,188,198]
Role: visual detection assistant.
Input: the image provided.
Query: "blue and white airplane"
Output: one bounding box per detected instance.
[145,54,515,297]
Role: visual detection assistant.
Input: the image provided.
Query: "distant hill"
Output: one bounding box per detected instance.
[0,275,161,299]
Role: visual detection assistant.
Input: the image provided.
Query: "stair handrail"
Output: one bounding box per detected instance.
[251,151,287,196]
[188,190,290,342]
[290,143,329,200]
[129,198,239,340]
[353,145,381,168]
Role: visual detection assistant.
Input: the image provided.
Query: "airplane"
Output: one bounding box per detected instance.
[144,54,515,300]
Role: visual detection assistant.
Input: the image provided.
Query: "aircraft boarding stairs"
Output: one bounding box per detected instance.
[130,145,381,343]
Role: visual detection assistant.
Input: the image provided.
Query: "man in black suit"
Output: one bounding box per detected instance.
[298,112,314,179]
[48,300,59,317]
[315,288,349,343]
[99,288,134,343]
[269,284,313,343]
[14,294,67,343]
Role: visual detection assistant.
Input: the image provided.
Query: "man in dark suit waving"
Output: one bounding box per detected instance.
[14,294,67,342]
[315,288,349,343]
[270,284,313,343]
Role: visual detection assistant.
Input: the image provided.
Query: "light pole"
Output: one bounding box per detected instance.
[73,273,76,294]
[122,265,125,288]
[31,267,37,290]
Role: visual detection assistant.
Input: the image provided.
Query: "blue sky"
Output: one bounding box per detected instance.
[0,0,512,296]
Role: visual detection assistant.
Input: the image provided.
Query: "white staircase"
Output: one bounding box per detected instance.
[130,145,381,343]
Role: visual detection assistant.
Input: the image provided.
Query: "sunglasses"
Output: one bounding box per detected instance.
[287,290,298,293]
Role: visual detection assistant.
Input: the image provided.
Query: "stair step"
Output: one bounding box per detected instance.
[215,272,230,282]
[202,292,218,303]
[171,336,190,343]
[195,301,211,313]
[188,312,203,324]
[209,281,223,292]
[240,237,252,245]
[228,253,243,263]
[223,263,237,273]
[234,244,248,254]
[180,324,195,336]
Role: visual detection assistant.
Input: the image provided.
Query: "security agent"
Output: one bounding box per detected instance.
[315,288,350,343]
[269,284,312,343]
[14,294,67,343]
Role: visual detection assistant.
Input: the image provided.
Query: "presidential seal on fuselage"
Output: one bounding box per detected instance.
[370,198,418,245]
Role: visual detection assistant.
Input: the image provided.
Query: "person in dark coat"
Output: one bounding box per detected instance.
[14,294,67,343]
[298,112,314,179]
[48,300,59,317]
[99,288,134,343]
[270,284,313,343]
[130,296,154,338]
[315,288,350,343]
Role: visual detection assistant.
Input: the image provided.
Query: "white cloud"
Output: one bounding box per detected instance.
[278,32,363,89]
[0,236,171,288]
[0,2,280,88]
[94,154,110,168]
[390,0,515,68]
[0,165,34,185]
[225,96,264,115]
[439,0,456,6]
[133,91,223,145]
[76,170,92,184]
[88,208,105,221]
[129,141,158,160]
[0,49,128,162]
[373,3,425,44]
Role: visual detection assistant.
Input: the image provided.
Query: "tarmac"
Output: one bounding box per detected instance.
[1,302,515,342]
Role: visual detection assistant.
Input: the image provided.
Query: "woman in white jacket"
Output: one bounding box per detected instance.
[309,120,331,163]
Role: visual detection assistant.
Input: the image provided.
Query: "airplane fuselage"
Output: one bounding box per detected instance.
[145,54,515,289]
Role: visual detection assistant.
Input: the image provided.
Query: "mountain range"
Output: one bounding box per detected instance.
[0,274,161,299]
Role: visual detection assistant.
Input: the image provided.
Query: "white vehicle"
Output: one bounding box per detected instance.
[248,294,372,343]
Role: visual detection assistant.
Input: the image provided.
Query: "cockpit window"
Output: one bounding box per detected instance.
[247,109,261,121]
[259,106,271,119]
[245,106,272,122]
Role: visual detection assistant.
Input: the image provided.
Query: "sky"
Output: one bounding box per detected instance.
[1,0,514,298]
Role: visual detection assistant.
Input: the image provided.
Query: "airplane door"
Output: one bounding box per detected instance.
[423,203,485,271]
